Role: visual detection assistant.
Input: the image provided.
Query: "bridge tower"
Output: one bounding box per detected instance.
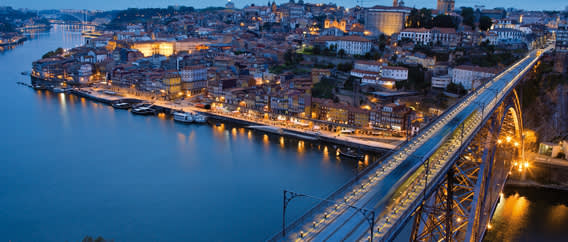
[410,90,524,242]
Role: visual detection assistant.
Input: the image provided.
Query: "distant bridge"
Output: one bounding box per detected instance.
[271,44,554,242]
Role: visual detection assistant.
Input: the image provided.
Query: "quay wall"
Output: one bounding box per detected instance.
[66,89,395,153]
[507,162,568,191]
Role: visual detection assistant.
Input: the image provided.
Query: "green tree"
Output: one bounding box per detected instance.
[338,49,346,58]
[460,7,475,28]
[420,8,433,28]
[433,15,458,29]
[479,16,493,31]
[283,48,303,66]
[337,62,353,72]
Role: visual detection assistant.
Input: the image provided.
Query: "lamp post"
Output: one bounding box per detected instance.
[282,190,376,241]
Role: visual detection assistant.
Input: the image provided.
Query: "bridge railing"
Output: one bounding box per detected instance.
[267,78,483,241]
[377,48,549,240]
[267,47,553,241]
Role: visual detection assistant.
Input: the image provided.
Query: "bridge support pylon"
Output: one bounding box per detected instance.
[410,90,524,242]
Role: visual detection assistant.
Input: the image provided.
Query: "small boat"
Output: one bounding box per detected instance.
[338,148,364,160]
[194,114,207,123]
[173,112,194,123]
[112,102,131,109]
[131,106,155,115]
[103,90,117,96]
[52,87,65,93]
[33,85,47,90]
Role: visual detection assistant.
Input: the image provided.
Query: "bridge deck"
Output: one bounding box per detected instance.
[272,46,551,242]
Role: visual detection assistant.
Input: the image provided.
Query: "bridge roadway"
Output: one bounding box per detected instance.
[278,46,552,242]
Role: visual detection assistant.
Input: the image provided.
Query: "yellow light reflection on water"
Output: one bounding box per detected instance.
[548,204,568,228]
[280,137,285,148]
[263,134,269,145]
[247,130,252,140]
[322,146,329,162]
[297,140,305,153]
[490,192,529,240]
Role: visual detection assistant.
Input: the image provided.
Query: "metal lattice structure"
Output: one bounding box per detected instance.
[411,91,523,242]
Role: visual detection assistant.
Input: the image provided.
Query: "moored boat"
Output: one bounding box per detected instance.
[194,114,207,123]
[131,106,155,115]
[112,102,132,109]
[338,148,364,160]
[173,112,194,123]
[52,87,65,93]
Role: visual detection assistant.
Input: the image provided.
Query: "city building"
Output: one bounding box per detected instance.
[180,65,208,94]
[486,28,526,45]
[315,36,372,55]
[556,25,568,53]
[398,27,458,46]
[365,5,411,36]
[371,103,413,131]
[451,65,499,90]
[311,68,331,84]
[381,66,408,80]
[324,19,347,32]
[131,41,174,57]
[162,71,182,97]
[431,75,451,89]
[436,0,455,15]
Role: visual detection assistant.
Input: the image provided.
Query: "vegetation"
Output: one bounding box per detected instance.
[519,56,568,142]
[336,62,353,72]
[42,47,64,59]
[460,7,475,28]
[454,42,525,67]
[311,77,336,99]
[432,15,459,29]
[446,82,467,96]
[406,8,433,29]
[395,65,430,93]
[283,48,303,65]
[0,22,16,33]
[107,7,195,28]
[479,16,493,31]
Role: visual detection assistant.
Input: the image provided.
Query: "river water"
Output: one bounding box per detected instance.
[1,26,567,242]
[0,26,359,241]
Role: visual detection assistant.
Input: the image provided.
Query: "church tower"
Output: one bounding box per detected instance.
[437,0,455,14]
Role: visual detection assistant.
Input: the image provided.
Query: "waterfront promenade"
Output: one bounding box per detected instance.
[71,86,402,151]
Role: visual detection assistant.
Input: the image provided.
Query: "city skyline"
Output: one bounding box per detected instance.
[0,0,566,11]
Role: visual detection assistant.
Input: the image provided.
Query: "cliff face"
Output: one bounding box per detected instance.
[520,53,568,145]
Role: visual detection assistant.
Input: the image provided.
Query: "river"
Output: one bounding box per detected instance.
[1,26,567,242]
[0,26,360,241]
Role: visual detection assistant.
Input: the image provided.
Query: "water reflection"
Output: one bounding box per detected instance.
[485,187,568,242]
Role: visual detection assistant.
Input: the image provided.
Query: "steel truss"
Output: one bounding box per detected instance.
[411,92,522,242]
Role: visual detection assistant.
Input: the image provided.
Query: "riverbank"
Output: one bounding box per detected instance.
[60,87,400,153]
[506,179,568,192]
[0,35,27,47]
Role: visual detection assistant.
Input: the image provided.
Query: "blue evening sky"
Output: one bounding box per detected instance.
[0,0,565,11]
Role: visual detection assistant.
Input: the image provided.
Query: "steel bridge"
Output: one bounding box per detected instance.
[270,45,554,242]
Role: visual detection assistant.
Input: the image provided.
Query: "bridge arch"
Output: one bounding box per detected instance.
[410,89,524,242]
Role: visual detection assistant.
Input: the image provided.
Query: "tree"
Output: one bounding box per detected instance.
[460,7,475,28]
[42,47,65,59]
[283,48,303,65]
[433,15,458,29]
[337,62,353,72]
[419,8,433,28]
[338,49,346,58]
[406,8,432,28]
[406,8,421,28]
[479,16,493,31]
